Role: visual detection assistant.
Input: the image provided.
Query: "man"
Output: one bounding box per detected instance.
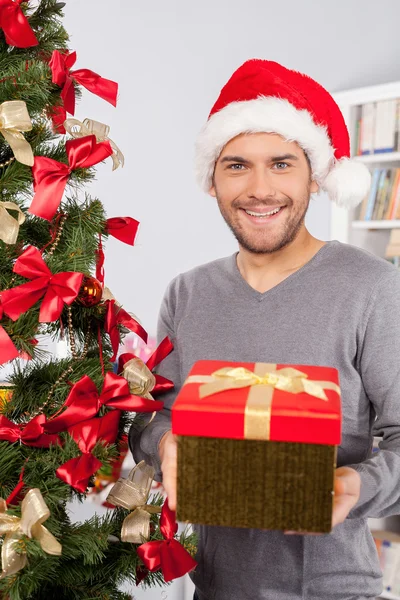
[130,59,400,599]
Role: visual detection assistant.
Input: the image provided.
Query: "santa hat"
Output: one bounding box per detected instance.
[195,59,370,208]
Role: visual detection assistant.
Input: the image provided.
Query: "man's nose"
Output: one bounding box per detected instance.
[247,169,276,201]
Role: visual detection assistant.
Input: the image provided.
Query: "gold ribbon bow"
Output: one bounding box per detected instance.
[122,358,156,400]
[0,201,25,244]
[64,118,124,170]
[0,101,34,167]
[186,363,341,441]
[0,489,62,578]
[106,461,161,544]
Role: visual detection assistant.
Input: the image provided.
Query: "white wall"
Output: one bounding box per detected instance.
[62,0,400,337]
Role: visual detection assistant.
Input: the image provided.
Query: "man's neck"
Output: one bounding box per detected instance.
[236,229,326,294]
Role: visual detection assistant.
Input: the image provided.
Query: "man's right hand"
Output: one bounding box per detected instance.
[159,430,177,511]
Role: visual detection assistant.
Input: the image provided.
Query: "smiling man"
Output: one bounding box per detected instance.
[130,60,400,600]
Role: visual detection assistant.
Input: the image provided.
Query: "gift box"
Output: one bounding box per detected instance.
[172,360,341,533]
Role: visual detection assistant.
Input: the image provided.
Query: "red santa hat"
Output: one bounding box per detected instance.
[195,59,371,208]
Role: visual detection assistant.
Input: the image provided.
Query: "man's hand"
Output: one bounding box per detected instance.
[159,430,177,511]
[331,466,361,527]
[284,466,361,534]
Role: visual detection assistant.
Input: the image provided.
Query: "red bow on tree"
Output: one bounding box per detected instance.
[47,104,67,135]
[0,300,19,364]
[105,299,148,362]
[44,371,163,435]
[0,0,38,48]
[29,135,113,221]
[137,499,197,583]
[49,49,118,116]
[0,414,61,448]
[118,336,175,395]
[106,217,140,246]
[0,246,83,323]
[56,410,120,493]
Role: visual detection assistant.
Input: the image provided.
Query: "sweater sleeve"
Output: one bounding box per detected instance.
[348,270,400,519]
[128,279,180,481]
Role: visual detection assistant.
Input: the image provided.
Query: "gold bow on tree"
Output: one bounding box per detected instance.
[64,118,124,170]
[0,201,25,244]
[122,358,156,400]
[106,461,161,544]
[0,489,62,578]
[0,101,34,166]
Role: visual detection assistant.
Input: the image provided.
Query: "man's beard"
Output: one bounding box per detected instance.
[215,188,311,255]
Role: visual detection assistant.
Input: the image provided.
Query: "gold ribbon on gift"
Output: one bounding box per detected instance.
[106,461,161,544]
[0,101,34,167]
[0,201,25,244]
[64,118,124,170]
[185,363,341,441]
[0,489,62,579]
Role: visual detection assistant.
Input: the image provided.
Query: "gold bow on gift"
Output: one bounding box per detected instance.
[186,363,341,441]
[0,201,25,244]
[0,101,34,167]
[0,489,62,579]
[64,118,124,170]
[106,461,161,544]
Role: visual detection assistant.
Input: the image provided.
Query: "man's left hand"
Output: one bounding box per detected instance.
[331,466,361,528]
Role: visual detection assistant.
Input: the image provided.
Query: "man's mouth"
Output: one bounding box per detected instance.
[240,206,286,221]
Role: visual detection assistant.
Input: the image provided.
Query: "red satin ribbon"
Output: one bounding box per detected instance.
[49,49,118,116]
[106,217,140,246]
[0,0,38,47]
[29,135,113,221]
[105,299,148,361]
[47,104,67,135]
[44,371,163,434]
[0,246,83,323]
[56,410,120,493]
[6,463,26,505]
[0,301,19,364]
[95,234,105,284]
[118,336,174,395]
[137,499,197,583]
[0,414,61,448]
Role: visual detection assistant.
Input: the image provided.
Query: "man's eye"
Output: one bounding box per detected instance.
[228,164,245,170]
[274,162,289,169]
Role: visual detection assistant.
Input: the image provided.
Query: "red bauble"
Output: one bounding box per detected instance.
[77,276,103,307]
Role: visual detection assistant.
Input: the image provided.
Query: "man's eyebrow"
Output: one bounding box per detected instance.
[219,153,299,163]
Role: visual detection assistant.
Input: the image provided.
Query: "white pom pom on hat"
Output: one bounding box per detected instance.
[195,60,371,208]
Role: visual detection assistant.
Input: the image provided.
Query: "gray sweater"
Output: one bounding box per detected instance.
[129,240,400,600]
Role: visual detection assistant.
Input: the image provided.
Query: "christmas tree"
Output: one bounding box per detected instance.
[0,2,196,598]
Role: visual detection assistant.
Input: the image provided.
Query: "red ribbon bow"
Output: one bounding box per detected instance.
[118,336,175,395]
[0,246,84,323]
[137,499,197,583]
[0,0,38,47]
[0,300,19,364]
[49,49,118,116]
[105,299,148,362]
[106,217,140,246]
[0,414,61,448]
[56,410,120,493]
[29,135,113,221]
[44,371,163,435]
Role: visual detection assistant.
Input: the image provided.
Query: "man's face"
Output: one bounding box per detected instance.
[210,132,319,254]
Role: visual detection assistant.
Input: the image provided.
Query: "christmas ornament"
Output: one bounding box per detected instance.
[0,0,38,48]
[0,489,61,578]
[0,101,34,166]
[0,246,83,323]
[0,200,25,244]
[106,461,162,544]
[29,135,113,221]
[49,50,118,116]
[64,118,124,171]
[77,275,102,307]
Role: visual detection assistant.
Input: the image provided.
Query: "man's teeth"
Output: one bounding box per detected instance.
[244,207,282,217]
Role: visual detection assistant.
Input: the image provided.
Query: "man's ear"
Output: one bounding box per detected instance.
[209,184,216,198]
[310,179,319,194]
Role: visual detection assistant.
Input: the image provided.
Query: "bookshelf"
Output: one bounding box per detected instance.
[332,82,400,600]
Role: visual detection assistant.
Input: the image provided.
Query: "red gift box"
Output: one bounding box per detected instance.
[172,360,341,445]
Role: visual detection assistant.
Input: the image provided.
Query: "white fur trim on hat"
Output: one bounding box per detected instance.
[195,96,371,207]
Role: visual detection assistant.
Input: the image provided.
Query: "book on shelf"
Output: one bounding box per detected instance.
[357,167,400,221]
[373,530,400,598]
[354,99,400,156]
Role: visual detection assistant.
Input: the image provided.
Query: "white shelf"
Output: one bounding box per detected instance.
[354,152,400,164]
[352,220,400,230]
[379,592,400,600]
